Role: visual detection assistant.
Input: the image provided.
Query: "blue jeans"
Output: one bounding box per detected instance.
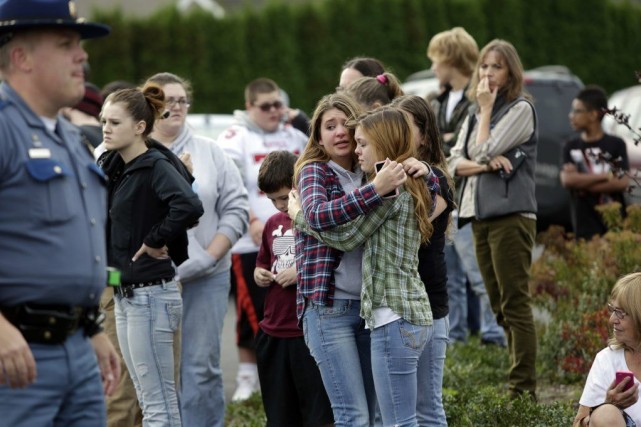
[416,316,449,426]
[180,271,230,427]
[446,219,505,344]
[115,280,183,427]
[371,318,431,427]
[302,299,377,427]
[0,330,106,427]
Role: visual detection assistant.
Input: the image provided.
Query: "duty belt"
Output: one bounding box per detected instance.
[1,304,102,344]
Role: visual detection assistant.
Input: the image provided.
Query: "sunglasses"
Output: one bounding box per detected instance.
[254,101,283,112]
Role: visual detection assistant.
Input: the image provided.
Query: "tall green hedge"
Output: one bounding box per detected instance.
[85,0,641,114]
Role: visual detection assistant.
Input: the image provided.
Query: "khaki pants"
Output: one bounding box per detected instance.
[472,215,537,396]
[100,286,181,427]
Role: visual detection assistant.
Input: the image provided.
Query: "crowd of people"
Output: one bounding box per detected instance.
[1,1,640,427]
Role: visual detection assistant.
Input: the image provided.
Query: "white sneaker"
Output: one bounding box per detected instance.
[231,373,258,402]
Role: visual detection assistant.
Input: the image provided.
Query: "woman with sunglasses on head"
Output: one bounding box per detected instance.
[391,95,455,426]
[290,106,437,427]
[147,72,249,427]
[98,84,203,426]
[216,77,307,401]
[574,273,641,427]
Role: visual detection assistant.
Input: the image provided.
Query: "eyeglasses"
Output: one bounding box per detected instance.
[254,101,283,112]
[608,303,628,320]
[166,97,190,109]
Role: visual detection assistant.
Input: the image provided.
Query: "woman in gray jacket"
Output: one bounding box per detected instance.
[148,72,249,427]
[447,39,538,400]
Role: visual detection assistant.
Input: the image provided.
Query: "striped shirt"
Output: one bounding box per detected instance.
[294,189,432,329]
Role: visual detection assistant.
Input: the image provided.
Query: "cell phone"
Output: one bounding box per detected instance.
[374,161,400,199]
[616,371,635,391]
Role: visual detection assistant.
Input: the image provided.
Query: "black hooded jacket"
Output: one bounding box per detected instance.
[98,141,203,284]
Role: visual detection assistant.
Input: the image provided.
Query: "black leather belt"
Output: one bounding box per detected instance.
[1,304,102,344]
[116,277,174,298]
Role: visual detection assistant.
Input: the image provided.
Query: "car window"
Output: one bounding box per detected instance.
[526,82,580,138]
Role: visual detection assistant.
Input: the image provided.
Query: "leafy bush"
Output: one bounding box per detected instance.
[533,203,641,383]
[85,0,641,114]
[443,387,574,426]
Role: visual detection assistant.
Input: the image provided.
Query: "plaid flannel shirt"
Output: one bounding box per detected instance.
[295,162,383,320]
[294,189,433,329]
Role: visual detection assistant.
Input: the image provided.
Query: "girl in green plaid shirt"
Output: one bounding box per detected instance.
[290,106,435,427]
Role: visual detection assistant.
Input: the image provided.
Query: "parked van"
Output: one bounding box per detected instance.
[401,65,583,231]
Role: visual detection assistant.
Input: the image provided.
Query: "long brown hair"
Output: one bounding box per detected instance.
[467,39,531,103]
[293,92,362,187]
[105,83,165,141]
[356,107,433,243]
[391,95,455,231]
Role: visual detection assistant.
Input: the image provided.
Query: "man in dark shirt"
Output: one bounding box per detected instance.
[561,85,630,240]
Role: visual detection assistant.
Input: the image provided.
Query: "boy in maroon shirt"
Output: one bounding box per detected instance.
[254,151,333,427]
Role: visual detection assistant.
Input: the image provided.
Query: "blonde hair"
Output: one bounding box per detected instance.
[467,39,531,103]
[427,27,478,77]
[609,272,641,351]
[293,92,362,187]
[356,106,433,243]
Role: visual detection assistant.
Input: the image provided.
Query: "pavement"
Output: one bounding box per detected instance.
[221,297,239,402]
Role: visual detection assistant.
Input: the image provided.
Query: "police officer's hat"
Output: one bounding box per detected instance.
[0,0,110,45]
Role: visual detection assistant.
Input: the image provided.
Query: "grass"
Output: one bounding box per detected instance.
[225,336,580,426]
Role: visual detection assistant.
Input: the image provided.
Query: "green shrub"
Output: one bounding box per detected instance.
[532,203,641,383]
[444,387,575,427]
[85,0,641,114]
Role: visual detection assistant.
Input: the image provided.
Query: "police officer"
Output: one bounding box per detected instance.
[0,1,120,426]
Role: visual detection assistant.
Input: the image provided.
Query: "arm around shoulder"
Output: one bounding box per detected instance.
[298,162,382,231]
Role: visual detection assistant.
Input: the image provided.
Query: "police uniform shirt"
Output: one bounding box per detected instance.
[0,82,107,307]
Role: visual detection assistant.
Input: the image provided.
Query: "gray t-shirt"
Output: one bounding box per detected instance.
[328,161,365,300]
